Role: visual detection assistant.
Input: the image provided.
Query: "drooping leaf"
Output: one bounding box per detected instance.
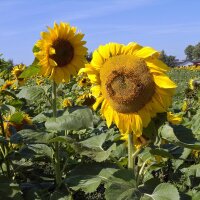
[159,124,200,150]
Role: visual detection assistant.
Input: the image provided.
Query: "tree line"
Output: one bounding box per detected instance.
[160,42,200,67]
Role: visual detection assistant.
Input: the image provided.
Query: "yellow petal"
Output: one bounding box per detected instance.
[49,58,57,67]
[103,104,113,128]
[131,114,142,137]
[125,42,142,54]
[92,96,104,110]
[134,46,159,59]
[91,85,101,97]
[138,107,151,127]
[91,50,104,69]
[146,59,170,72]
[153,74,177,89]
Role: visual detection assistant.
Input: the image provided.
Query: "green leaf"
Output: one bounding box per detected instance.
[0,78,4,86]
[50,191,72,200]
[78,133,116,162]
[141,183,180,200]
[17,86,45,101]
[19,64,40,78]
[160,124,200,150]
[10,129,54,144]
[105,169,141,200]
[0,177,23,199]
[0,136,8,145]
[45,107,93,131]
[32,45,40,53]
[191,109,200,136]
[181,164,200,178]
[150,148,174,159]
[9,112,24,124]
[19,144,53,159]
[66,163,117,193]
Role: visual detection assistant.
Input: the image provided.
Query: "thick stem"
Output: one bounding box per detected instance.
[128,133,134,169]
[52,82,62,187]
[52,82,57,118]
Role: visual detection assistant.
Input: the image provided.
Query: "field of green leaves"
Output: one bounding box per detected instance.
[0,51,200,200]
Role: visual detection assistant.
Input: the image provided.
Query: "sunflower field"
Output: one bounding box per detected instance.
[0,22,200,200]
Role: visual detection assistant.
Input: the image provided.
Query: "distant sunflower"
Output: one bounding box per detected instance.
[167,112,182,125]
[62,98,72,108]
[1,80,15,90]
[82,42,176,139]
[76,93,96,107]
[189,78,200,90]
[34,22,87,84]
[11,64,26,79]
[3,114,32,138]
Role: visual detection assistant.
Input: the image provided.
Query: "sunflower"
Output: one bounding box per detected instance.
[11,64,26,79]
[167,112,182,125]
[189,78,200,90]
[182,100,188,112]
[11,64,26,86]
[76,93,96,107]
[81,42,176,140]
[3,114,32,138]
[1,80,15,90]
[34,22,87,84]
[62,98,72,108]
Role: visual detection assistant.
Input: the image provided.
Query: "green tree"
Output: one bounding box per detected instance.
[159,50,176,67]
[192,43,200,60]
[184,45,195,60]
[0,54,13,80]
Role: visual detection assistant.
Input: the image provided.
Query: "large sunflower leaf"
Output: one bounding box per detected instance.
[10,129,54,144]
[78,133,116,162]
[18,144,53,159]
[159,124,200,150]
[17,86,45,101]
[45,107,93,131]
[141,183,179,200]
[65,163,117,193]
[105,169,141,200]
[191,109,200,136]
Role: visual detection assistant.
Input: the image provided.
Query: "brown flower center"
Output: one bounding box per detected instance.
[50,39,74,67]
[100,55,155,113]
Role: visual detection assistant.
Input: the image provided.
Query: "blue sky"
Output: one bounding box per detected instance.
[1,0,200,65]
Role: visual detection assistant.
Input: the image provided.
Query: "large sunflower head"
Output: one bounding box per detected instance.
[82,42,176,139]
[34,22,88,84]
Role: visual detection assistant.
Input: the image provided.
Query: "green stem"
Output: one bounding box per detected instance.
[52,82,57,118]
[128,133,134,169]
[52,81,62,187]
